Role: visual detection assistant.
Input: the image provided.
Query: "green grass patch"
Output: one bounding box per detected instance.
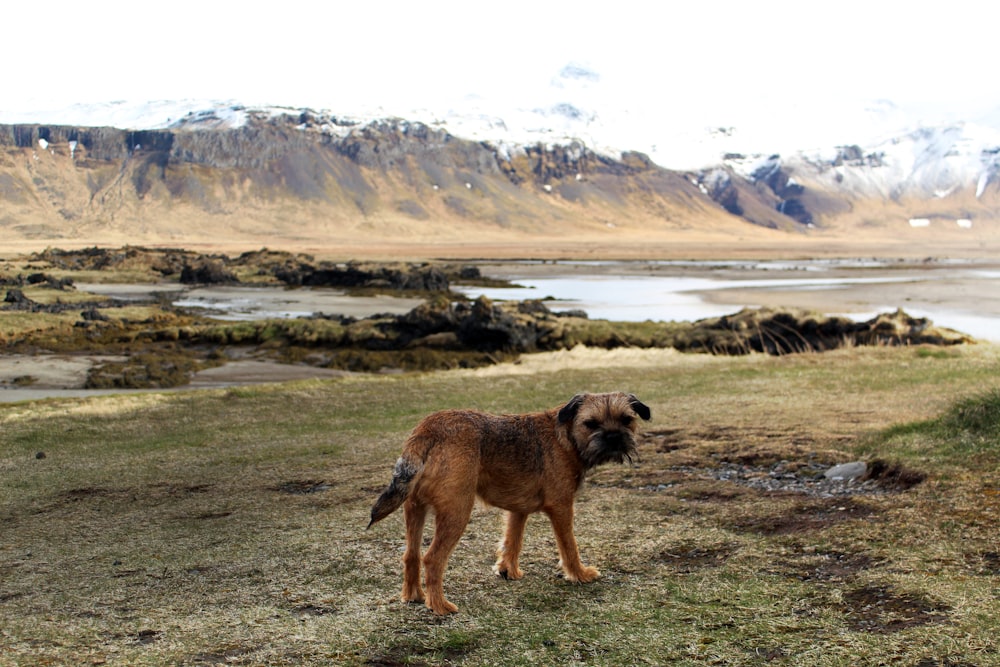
[861,387,1000,471]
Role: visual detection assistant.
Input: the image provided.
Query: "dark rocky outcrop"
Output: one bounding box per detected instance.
[28,247,454,292]
[2,289,80,313]
[1,272,73,290]
[277,263,449,292]
[455,297,550,352]
[179,260,237,285]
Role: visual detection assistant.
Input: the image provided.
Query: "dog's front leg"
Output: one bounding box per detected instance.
[545,504,600,583]
[494,511,528,580]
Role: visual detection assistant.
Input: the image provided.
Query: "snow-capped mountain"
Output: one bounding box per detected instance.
[5,59,998,191]
[1,62,998,247]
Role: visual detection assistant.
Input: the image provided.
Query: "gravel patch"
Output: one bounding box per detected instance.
[651,460,893,497]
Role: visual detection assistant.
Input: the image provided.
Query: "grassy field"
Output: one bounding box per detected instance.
[2,344,1000,666]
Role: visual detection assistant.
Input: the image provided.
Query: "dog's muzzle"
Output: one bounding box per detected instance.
[584,430,637,466]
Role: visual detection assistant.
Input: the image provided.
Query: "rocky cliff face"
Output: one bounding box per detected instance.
[1,111,997,248]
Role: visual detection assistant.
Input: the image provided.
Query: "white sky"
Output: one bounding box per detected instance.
[2,1,997,131]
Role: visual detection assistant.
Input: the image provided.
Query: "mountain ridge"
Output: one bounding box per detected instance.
[2,102,998,253]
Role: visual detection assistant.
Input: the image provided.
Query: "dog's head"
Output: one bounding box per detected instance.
[557,392,651,468]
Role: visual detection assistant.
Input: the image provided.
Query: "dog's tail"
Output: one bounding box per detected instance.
[367,455,422,529]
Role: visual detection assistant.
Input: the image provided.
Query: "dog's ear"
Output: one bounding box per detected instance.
[558,394,586,423]
[627,394,652,421]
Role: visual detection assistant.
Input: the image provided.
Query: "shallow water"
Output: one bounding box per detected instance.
[454,275,913,322]
[455,259,1000,342]
[77,283,424,320]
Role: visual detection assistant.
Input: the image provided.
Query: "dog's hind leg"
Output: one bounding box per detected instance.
[494,511,528,580]
[401,499,427,604]
[422,498,474,614]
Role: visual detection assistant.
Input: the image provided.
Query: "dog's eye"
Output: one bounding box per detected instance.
[584,419,600,430]
[620,415,633,426]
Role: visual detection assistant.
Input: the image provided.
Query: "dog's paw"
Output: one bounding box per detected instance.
[562,565,601,583]
[401,583,425,604]
[493,561,524,580]
[427,596,459,615]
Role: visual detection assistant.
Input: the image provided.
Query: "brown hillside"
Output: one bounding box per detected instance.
[1,117,997,259]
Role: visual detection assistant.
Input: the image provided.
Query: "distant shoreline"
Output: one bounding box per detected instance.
[4,236,998,263]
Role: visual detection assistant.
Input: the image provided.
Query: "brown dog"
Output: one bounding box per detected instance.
[367,392,651,614]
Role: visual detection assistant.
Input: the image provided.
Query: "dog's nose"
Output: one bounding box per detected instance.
[604,431,625,447]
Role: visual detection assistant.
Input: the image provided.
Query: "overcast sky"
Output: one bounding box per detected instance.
[3,1,997,129]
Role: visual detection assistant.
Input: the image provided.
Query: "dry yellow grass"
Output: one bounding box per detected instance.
[2,343,999,665]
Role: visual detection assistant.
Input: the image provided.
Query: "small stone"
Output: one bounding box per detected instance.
[824,461,867,481]
[35,451,46,460]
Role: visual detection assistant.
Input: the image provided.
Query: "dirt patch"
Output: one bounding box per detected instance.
[839,584,950,633]
[720,497,877,536]
[367,638,479,667]
[187,511,233,521]
[864,459,927,490]
[665,479,757,502]
[774,549,879,582]
[275,480,332,495]
[290,603,336,617]
[46,483,212,512]
[658,543,740,573]
[188,646,257,665]
[134,629,162,646]
[963,551,1000,575]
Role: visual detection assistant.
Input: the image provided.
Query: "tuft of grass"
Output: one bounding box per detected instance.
[862,387,1000,470]
[942,387,1000,440]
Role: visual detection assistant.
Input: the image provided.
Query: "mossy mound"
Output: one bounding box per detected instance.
[672,307,971,355]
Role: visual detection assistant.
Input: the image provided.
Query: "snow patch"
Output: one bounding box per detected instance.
[976,172,990,198]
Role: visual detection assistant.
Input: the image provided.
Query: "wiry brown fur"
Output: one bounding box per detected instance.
[368,392,651,614]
